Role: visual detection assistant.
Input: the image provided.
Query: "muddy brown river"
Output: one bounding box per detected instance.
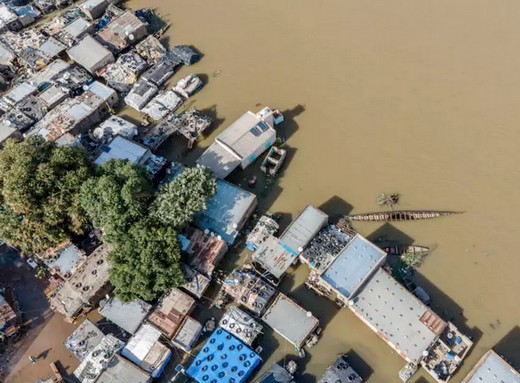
[130,1,520,382]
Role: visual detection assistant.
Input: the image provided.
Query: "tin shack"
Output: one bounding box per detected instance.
[99,297,152,335]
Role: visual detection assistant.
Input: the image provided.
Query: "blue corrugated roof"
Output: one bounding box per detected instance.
[187,328,261,383]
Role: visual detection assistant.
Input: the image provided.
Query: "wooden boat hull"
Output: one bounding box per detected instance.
[346,210,461,222]
[383,245,430,256]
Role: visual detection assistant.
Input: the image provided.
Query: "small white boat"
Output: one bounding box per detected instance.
[172,73,204,98]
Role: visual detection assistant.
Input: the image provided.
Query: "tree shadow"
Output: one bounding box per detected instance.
[494,326,520,370]
[344,349,374,381]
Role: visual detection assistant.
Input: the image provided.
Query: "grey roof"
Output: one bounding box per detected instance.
[50,245,111,318]
[39,37,67,59]
[253,235,297,279]
[67,35,114,73]
[262,293,319,349]
[37,84,69,109]
[3,82,37,106]
[17,95,48,121]
[0,121,17,144]
[64,319,104,361]
[196,140,241,179]
[195,179,257,244]
[462,350,520,383]
[216,110,276,160]
[95,136,149,166]
[351,268,447,364]
[87,80,118,106]
[74,334,125,383]
[124,78,158,111]
[219,305,263,346]
[99,297,152,334]
[44,242,85,278]
[320,234,386,300]
[318,355,363,383]
[63,18,94,40]
[96,355,151,383]
[257,363,295,383]
[172,317,203,352]
[141,62,175,87]
[80,0,108,19]
[279,204,328,254]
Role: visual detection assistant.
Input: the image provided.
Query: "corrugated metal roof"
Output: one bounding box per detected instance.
[262,293,319,349]
[462,350,520,383]
[96,356,151,383]
[216,111,276,161]
[320,234,386,300]
[253,235,296,279]
[197,141,241,179]
[351,268,446,364]
[279,205,328,254]
[195,179,257,244]
[122,323,172,378]
[67,35,114,73]
[172,317,202,352]
[99,297,151,334]
[63,18,93,39]
[95,136,149,166]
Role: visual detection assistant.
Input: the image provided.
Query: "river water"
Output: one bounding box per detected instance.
[127,1,520,382]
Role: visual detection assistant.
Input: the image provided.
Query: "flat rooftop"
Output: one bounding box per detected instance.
[187,328,261,383]
[253,235,296,279]
[219,305,263,346]
[64,319,104,361]
[318,354,363,383]
[351,268,447,364]
[462,350,520,383]
[262,293,319,349]
[257,363,295,383]
[95,136,149,166]
[320,234,386,300]
[279,205,328,255]
[99,297,151,334]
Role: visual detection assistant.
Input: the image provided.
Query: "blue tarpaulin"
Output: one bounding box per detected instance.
[187,328,261,383]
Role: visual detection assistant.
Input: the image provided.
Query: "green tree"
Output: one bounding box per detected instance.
[80,159,153,243]
[152,166,216,227]
[0,137,93,253]
[108,219,185,301]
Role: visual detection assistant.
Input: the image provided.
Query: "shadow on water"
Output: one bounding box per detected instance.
[278,104,305,141]
[367,222,415,246]
[494,326,520,370]
[412,272,483,347]
[344,349,374,381]
[318,195,354,220]
[413,377,431,383]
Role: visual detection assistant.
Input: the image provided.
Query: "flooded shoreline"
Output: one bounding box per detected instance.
[125,0,520,381]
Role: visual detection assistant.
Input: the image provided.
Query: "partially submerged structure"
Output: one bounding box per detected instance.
[257,363,295,383]
[121,323,172,378]
[318,234,386,304]
[197,107,281,179]
[64,319,104,361]
[94,135,166,176]
[279,205,328,255]
[222,267,277,316]
[141,90,182,121]
[318,354,363,383]
[186,328,262,383]
[461,350,520,383]
[171,316,202,352]
[73,334,125,383]
[180,227,228,277]
[252,235,296,283]
[262,293,319,350]
[246,215,279,251]
[350,268,447,365]
[219,305,263,346]
[50,245,111,321]
[67,35,115,74]
[181,264,211,299]
[195,179,257,245]
[99,297,152,335]
[124,78,158,111]
[43,241,85,280]
[146,287,195,339]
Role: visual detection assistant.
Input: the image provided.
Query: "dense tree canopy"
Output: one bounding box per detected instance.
[152,166,216,227]
[80,159,153,243]
[0,137,93,253]
[108,219,185,301]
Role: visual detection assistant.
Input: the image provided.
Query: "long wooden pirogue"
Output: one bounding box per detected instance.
[346,210,461,222]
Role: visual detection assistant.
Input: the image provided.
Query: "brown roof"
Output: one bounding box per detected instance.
[146,288,195,338]
[185,228,228,277]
